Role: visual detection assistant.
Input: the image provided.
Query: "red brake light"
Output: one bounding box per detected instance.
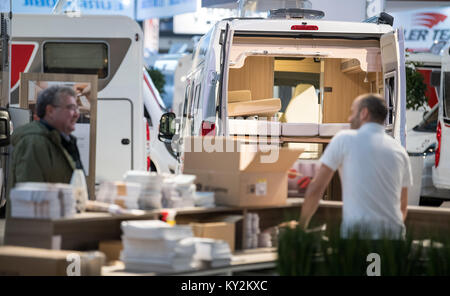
[291,25,318,31]
[436,121,441,168]
[201,121,216,136]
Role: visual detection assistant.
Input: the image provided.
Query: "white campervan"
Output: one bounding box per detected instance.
[10,14,177,182]
[159,9,407,167]
[433,44,450,193]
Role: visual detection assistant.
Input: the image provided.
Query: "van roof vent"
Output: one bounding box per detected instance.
[268,8,324,19]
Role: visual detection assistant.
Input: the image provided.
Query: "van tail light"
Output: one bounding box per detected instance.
[436,121,442,168]
[201,121,216,136]
[146,120,151,171]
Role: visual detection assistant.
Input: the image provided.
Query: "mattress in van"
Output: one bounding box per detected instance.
[319,123,351,136]
[281,123,319,137]
[228,98,281,117]
[228,119,281,136]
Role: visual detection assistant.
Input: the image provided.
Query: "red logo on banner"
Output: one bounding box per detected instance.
[414,12,447,29]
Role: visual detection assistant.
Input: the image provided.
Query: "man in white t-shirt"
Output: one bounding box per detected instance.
[298,93,413,239]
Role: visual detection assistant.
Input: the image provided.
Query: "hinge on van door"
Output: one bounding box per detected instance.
[324,87,333,93]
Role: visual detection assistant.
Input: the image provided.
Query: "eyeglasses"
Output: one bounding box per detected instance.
[52,104,80,112]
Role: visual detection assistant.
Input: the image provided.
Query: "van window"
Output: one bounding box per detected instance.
[44,42,108,78]
[413,106,438,132]
[444,72,450,119]
[183,83,191,118]
[385,74,396,126]
[192,29,212,68]
[193,84,201,115]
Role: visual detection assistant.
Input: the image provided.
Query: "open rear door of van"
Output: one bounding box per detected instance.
[217,22,234,136]
[380,28,406,147]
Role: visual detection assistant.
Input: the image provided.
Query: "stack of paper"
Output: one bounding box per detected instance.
[96,181,141,209]
[120,220,196,273]
[191,237,232,267]
[162,174,197,208]
[10,182,76,219]
[123,171,164,209]
[194,192,215,208]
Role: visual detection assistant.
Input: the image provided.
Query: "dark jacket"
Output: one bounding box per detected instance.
[10,120,77,186]
[6,121,82,218]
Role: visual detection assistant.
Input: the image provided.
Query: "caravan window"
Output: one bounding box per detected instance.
[444,72,450,120]
[43,42,108,78]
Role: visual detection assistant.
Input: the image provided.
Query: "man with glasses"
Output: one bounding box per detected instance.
[8,85,84,196]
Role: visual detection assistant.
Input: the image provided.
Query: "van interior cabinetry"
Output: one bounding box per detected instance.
[228,56,275,101]
[322,59,382,123]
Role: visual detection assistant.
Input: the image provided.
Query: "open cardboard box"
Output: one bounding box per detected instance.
[0,246,105,276]
[183,137,303,207]
[190,215,243,252]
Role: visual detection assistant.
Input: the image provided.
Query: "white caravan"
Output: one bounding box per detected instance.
[433,45,450,193]
[10,14,176,182]
[159,9,407,167]
[404,52,447,204]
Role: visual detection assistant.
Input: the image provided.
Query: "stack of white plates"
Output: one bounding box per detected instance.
[191,237,232,267]
[120,220,196,272]
[10,182,76,219]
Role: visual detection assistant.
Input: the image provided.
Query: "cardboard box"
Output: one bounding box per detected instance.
[190,215,242,252]
[183,137,303,207]
[99,240,123,262]
[0,246,105,276]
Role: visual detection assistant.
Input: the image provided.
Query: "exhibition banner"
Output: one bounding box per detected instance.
[136,0,197,20]
[12,0,135,18]
[391,7,450,52]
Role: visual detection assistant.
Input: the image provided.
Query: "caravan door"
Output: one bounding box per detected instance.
[380,29,407,146]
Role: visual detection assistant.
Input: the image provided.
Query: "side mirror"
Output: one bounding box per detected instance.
[158,112,176,142]
[431,71,441,88]
[0,108,11,147]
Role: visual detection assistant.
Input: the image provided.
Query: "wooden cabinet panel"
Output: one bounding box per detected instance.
[322,59,372,123]
[229,56,274,101]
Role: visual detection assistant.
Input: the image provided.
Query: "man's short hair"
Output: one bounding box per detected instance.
[357,93,388,124]
[36,85,76,118]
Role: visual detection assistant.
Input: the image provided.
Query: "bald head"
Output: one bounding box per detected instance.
[348,93,387,129]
